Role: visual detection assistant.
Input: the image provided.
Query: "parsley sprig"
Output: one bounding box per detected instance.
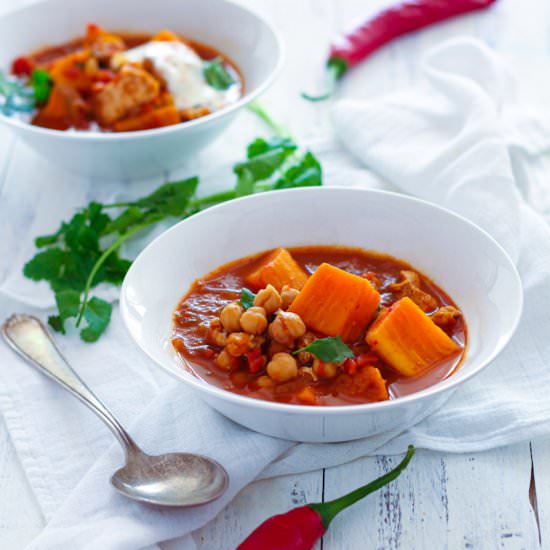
[23,102,322,342]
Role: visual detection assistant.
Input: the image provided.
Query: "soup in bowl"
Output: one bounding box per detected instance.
[0,0,282,179]
[5,24,243,132]
[172,246,467,407]
[120,188,522,442]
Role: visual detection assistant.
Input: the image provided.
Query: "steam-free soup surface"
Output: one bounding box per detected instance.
[172,246,466,406]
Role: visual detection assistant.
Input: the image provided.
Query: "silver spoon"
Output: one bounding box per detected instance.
[2,314,228,507]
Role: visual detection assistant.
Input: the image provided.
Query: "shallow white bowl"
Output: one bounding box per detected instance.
[120,188,523,443]
[0,0,282,180]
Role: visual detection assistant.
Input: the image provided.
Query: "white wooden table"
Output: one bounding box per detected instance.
[1,0,550,548]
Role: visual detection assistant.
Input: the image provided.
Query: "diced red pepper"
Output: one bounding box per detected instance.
[246,348,265,374]
[343,357,357,375]
[11,56,34,77]
[356,352,379,368]
[92,69,116,83]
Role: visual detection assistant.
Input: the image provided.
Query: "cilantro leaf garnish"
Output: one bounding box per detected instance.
[294,336,354,363]
[31,69,52,104]
[203,57,235,90]
[239,288,257,310]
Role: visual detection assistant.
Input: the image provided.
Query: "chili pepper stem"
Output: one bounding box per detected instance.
[301,57,348,102]
[309,445,415,528]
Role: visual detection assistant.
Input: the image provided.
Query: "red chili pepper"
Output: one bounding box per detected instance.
[238,446,414,550]
[303,0,497,101]
[11,56,34,77]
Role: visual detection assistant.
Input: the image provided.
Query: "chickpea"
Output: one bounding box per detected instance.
[267,352,298,382]
[256,375,274,388]
[254,284,282,315]
[225,332,252,357]
[240,306,268,335]
[296,331,317,365]
[249,335,266,350]
[313,358,339,379]
[268,311,306,347]
[215,350,236,371]
[220,301,244,333]
[267,340,290,359]
[299,366,318,381]
[280,285,300,309]
[208,319,227,347]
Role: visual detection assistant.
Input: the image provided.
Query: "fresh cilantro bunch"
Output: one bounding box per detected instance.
[23,103,322,342]
[24,178,199,341]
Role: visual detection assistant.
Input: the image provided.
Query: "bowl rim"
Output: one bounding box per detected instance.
[0,0,285,140]
[120,187,524,415]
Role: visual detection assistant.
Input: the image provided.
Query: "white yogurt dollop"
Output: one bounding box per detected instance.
[122,41,240,111]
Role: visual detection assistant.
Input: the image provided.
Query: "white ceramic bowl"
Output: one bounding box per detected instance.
[120,188,523,443]
[0,0,282,180]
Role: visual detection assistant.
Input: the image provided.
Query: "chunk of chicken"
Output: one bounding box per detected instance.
[95,65,160,126]
[387,270,437,312]
[431,305,462,328]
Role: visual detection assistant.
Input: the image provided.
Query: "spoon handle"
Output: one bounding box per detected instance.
[2,314,139,457]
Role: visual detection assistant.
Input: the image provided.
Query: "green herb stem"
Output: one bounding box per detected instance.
[75,222,151,326]
[189,189,238,209]
[247,101,289,138]
[310,445,415,528]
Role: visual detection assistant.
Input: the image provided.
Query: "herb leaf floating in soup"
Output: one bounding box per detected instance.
[240,288,257,310]
[294,336,354,363]
[30,69,53,104]
[203,57,235,90]
[172,246,466,407]
[2,24,243,131]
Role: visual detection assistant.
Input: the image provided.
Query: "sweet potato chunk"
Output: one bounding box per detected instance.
[152,30,183,42]
[113,105,180,132]
[94,65,160,126]
[289,263,380,342]
[246,248,308,292]
[84,23,126,62]
[49,51,93,91]
[32,84,89,130]
[334,366,389,402]
[366,297,461,377]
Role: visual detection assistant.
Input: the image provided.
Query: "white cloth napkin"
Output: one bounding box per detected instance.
[2,36,550,549]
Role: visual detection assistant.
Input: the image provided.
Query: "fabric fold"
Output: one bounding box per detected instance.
[2,37,550,548]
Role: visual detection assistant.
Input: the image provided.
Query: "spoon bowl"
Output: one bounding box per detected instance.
[112,451,228,507]
[1,314,229,507]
